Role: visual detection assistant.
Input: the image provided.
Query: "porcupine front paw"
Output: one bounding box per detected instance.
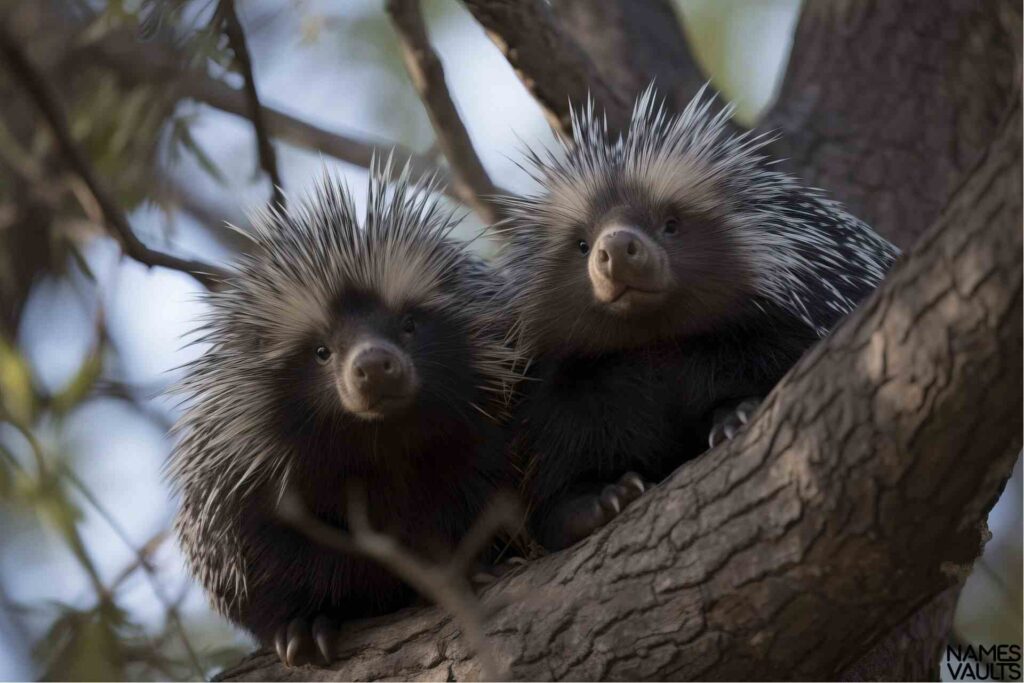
[538,472,649,550]
[273,615,338,667]
[708,397,762,448]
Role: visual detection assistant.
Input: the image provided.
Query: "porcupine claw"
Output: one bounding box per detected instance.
[540,471,651,550]
[312,615,338,665]
[274,616,336,667]
[708,397,762,448]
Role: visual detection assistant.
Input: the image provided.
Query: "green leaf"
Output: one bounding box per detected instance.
[0,445,12,497]
[39,608,124,682]
[51,349,103,417]
[67,240,98,283]
[0,338,36,425]
[173,120,228,185]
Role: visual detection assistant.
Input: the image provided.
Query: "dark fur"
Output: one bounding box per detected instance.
[514,299,817,545]
[226,294,510,644]
[168,168,518,647]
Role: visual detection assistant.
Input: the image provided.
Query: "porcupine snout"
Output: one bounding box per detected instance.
[340,341,419,418]
[589,225,670,312]
[595,228,651,281]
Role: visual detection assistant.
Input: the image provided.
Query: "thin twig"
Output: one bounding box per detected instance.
[278,490,520,681]
[0,26,227,290]
[108,530,170,591]
[386,0,501,223]
[448,491,522,579]
[61,468,207,680]
[5,421,108,609]
[152,169,254,255]
[216,0,286,209]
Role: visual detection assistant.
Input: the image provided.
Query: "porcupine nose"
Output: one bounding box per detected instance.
[349,344,411,405]
[594,227,652,284]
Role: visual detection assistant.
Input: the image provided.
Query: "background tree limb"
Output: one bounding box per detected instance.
[550,0,713,116]
[387,0,501,223]
[73,25,455,191]
[459,0,630,133]
[0,25,227,289]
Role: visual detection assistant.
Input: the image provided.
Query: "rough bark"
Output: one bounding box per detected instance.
[763,0,1021,250]
[839,586,961,681]
[216,87,1023,682]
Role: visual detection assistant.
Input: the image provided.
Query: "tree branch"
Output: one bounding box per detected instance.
[551,0,713,114]
[216,76,1023,683]
[278,491,522,681]
[386,0,501,224]
[0,26,226,289]
[216,0,286,209]
[459,0,630,134]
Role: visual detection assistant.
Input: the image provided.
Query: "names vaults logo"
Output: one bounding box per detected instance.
[945,643,1021,681]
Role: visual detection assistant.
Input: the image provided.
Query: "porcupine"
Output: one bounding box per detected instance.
[167,162,520,666]
[496,88,899,550]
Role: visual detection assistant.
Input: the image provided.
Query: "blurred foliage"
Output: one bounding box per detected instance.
[0,1,1018,681]
[0,2,277,679]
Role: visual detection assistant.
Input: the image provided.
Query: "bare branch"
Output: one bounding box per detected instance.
[277,490,521,681]
[386,0,501,223]
[447,491,521,580]
[216,0,286,209]
[0,26,227,289]
[459,0,630,134]
[150,169,254,256]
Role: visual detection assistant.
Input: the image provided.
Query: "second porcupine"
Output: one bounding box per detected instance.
[497,88,899,550]
[167,162,520,667]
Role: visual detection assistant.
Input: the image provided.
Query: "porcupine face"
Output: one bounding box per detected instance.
[498,90,759,356]
[545,176,750,343]
[174,162,516,485]
[275,287,476,424]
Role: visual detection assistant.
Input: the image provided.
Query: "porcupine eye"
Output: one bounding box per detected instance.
[577,240,590,255]
[401,314,416,336]
[314,345,332,364]
[663,218,680,235]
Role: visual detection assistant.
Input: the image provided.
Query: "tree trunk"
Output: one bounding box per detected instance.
[763,0,1021,250]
